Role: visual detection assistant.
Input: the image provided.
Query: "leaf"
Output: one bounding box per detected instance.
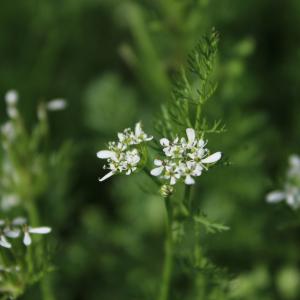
[194,213,230,234]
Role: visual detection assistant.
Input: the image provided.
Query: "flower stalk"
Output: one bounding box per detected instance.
[158,196,174,300]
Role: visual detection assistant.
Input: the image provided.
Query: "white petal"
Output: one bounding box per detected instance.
[198,139,205,147]
[160,138,169,146]
[47,99,67,111]
[29,227,52,234]
[135,122,142,136]
[0,236,12,248]
[23,232,32,246]
[96,150,115,159]
[12,217,27,226]
[185,175,195,185]
[150,166,164,176]
[186,128,195,144]
[170,177,177,185]
[5,90,18,105]
[99,171,115,182]
[286,193,296,207]
[201,152,222,164]
[154,159,163,166]
[4,228,20,238]
[266,191,286,203]
[289,155,300,167]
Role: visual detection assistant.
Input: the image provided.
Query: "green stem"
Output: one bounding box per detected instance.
[26,201,55,300]
[158,197,173,300]
[184,185,192,210]
[195,104,201,130]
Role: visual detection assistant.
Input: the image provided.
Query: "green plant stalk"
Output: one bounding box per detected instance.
[184,185,192,210]
[26,201,55,300]
[158,196,173,300]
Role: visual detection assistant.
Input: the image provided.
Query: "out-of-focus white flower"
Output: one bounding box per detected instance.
[97,122,152,182]
[5,90,19,119]
[7,107,18,119]
[0,235,12,249]
[151,128,222,186]
[0,265,20,273]
[0,194,20,211]
[23,226,52,246]
[266,186,300,210]
[288,154,300,178]
[47,99,67,111]
[5,90,18,105]
[266,154,300,209]
[0,217,51,248]
[1,121,16,143]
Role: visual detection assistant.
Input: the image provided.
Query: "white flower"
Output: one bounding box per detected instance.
[5,90,19,119]
[0,235,12,248]
[151,128,222,185]
[0,218,51,248]
[47,99,67,111]
[266,154,300,209]
[5,90,18,105]
[266,186,300,210]
[288,154,300,178]
[164,163,181,185]
[0,194,20,211]
[23,226,52,246]
[1,122,16,142]
[179,161,203,185]
[7,107,19,119]
[150,159,165,176]
[133,122,153,143]
[97,122,152,182]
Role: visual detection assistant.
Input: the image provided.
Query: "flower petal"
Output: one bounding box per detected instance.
[135,122,142,136]
[29,227,52,234]
[23,232,31,246]
[150,166,164,176]
[202,152,222,164]
[4,228,20,238]
[47,99,67,111]
[289,154,300,167]
[154,159,163,166]
[12,217,27,226]
[97,150,115,159]
[99,171,115,182]
[170,177,177,185]
[160,138,169,146]
[185,175,195,185]
[0,236,12,248]
[266,191,286,203]
[186,128,195,144]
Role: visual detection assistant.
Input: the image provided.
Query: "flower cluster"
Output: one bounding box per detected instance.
[266,154,300,209]
[0,217,51,248]
[151,128,222,185]
[97,122,153,182]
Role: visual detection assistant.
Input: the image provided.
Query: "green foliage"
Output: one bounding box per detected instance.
[156,29,225,139]
[194,213,230,234]
[1,0,300,300]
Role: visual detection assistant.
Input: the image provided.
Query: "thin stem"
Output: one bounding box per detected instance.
[26,201,55,300]
[195,104,201,130]
[158,197,173,300]
[184,185,192,210]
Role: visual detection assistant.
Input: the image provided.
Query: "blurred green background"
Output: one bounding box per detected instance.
[1,0,300,299]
